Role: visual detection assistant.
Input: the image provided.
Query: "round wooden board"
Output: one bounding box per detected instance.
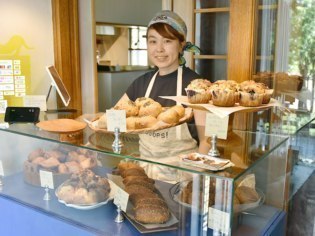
[36,119,87,133]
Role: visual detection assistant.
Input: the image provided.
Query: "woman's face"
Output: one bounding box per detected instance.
[147,28,184,75]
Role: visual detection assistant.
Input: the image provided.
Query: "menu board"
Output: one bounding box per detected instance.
[0,56,31,113]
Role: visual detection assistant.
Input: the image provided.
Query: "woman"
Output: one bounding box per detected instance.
[117,10,202,182]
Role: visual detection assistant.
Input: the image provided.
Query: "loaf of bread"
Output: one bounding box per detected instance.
[118,161,171,224]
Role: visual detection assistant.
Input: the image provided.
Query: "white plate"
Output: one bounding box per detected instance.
[56,179,118,210]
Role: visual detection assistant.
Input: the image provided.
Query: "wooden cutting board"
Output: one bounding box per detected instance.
[36,119,87,133]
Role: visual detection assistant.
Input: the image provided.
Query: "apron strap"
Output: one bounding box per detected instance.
[145,67,183,99]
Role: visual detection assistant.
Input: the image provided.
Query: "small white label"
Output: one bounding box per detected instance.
[23,95,47,111]
[0,160,4,176]
[114,187,129,212]
[208,207,230,235]
[39,170,54,189]
[106,109,126,132]
[205,113,229,139]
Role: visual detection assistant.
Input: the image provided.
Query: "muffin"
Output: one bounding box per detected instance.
[239,82,265,107]
[185,79,212,104]
[211,88,237,107]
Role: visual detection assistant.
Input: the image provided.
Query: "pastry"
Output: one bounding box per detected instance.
[185,78,212,104]
[235,186,259,204]
[56,169,111,205]
[171,105,185,118]
[135,97,154,107]
[138,101,162,117]
[135,115,158,129]
[114,100,139,117]
[134,204,170,224]
[211,88,237,107]
[157,108,180,124]
[121,167,147,178]
[97,113,107,129]
[126,116,139,130]
[122,175,155,185]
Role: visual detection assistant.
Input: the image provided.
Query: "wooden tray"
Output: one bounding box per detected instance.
[36,119,87,133]
[88,108,193,134]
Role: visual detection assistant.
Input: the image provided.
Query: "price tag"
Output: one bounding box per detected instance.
[106,109,126,132]
[208,207,230,235]
[39,170,54,189]
[114,187,129,212]
[0,160,4,176]
[205,113,229,139]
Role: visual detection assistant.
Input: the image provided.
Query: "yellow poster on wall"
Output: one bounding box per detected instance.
[0,35,32,113]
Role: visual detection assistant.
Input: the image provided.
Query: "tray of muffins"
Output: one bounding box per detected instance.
[162,79,283,118]
[88,97,193,134]
[113,161,178,233]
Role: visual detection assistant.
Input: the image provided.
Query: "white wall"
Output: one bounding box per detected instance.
[0,0,56,109]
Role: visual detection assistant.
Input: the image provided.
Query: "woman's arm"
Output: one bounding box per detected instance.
[193,109,211,154]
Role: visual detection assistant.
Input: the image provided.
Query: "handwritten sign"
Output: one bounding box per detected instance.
[114,187,129,212]
[208,207,230,235]
[39,170,54,189]
[106,109,126,132]
[24,95,47,111]
[205,113,229,139]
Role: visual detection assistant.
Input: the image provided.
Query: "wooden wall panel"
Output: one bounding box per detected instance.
[52,0,82,113]
[228,0,258,83]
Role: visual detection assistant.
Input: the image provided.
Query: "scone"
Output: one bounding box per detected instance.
[235,186,259,204]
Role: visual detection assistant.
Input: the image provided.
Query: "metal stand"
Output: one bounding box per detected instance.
[112,127,123,154]
[114,204,124,223]
[43,186,51,201]
[208,134,220,157]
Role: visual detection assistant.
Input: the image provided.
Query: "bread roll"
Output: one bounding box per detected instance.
[114,100,139,117]
[136,115,158,129]
[235,186,259,204]
[138,101,162,117]
[126,116,139,130]
[171,105,185,118]
[157,108,180,124]
[135,97,154,107]
[97,113,107,128]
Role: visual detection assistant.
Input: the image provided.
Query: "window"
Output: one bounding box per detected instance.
[129,27,148,66]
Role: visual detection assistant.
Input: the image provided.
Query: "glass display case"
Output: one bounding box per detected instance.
[0,113,290,236]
